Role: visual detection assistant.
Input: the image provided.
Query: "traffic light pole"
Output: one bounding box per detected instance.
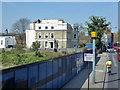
[92,38,95,83]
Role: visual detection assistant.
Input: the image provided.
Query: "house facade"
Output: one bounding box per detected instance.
[0,33,16,48]
[26,19,79,48]
[101,33,112,47]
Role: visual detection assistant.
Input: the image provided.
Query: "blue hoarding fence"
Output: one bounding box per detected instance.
[1,52,87,89]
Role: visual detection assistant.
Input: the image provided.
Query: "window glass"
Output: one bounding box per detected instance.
[39,41,42,48]
[51,26,54,29]
[1,40,2,45]
[74,45,76,48]
[38,33,41,38]
[45,26,48,29]
[114,43,117,47]
[51,33,54,38]
[74,34,76,39]
[45,33,48,38]
[39,27,41,29]
[45,41,48,48]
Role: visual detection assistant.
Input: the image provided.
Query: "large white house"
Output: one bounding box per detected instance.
[0,33,16,48]
[26,19,79,48]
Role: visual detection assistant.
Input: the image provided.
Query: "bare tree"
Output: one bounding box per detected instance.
[12,18,31,33]
[12,18,31,47]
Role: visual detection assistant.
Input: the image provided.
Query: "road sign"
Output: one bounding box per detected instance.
[91,32,97,37]
[84,53,93,62]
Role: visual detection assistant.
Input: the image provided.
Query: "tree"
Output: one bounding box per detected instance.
[12,18,31,33]
[12,18,31,46]
[86,16,111,49]
[32,41,40,51]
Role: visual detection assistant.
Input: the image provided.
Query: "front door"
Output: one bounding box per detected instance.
[51,42,53,48]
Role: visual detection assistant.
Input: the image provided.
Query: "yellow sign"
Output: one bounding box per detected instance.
[91,32,96,37]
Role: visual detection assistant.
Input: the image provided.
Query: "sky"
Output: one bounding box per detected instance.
[1,2,119,33]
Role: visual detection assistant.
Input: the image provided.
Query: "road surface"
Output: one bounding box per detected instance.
[104,49,120,89]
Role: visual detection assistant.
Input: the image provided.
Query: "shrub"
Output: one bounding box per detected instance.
[1,53,7,64]
[78,42,85,48]
[62,51,67,54]
[15,44,23,51]
[15,54,21,65]
[32,41,40,51]
[1,48,5,53]
[82,47,88,52]
[34,51,42,57]
[54,48,57,52]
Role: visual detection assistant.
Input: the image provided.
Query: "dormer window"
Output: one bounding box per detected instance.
[51,26,54,29]
[45,26,48,29]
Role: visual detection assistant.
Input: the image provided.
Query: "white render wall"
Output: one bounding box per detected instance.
[0,37,6,48]
[30,20,68,30]
[26,30,36,48]
[0,36,16,48]
[27,19,79,48]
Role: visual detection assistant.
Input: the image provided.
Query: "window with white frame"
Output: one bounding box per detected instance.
[45,41,48,48]
[39,41,42,48]
[1,40,3,45]
[51,33,54,39]
[45,33,48,38]
[38,33,42,38]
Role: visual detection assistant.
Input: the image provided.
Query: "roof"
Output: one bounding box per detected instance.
[0,33,16,36]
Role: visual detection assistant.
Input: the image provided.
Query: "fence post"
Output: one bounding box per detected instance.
[38,64,39,88]
[27,67,29,89]
[13,70,15,89]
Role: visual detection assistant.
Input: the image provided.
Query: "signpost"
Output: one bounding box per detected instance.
[84,53,94,62]
[91,32,96,84]
[84,53,93,90]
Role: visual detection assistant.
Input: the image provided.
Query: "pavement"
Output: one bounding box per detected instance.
[62,51,108,89]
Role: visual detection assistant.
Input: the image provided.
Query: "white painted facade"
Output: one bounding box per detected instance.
[0,36,16,48]
[26,30,36,48]
[26,19,79,48]
[30,19,67,30]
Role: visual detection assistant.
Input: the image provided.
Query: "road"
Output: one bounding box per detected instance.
[104,49,120,89]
